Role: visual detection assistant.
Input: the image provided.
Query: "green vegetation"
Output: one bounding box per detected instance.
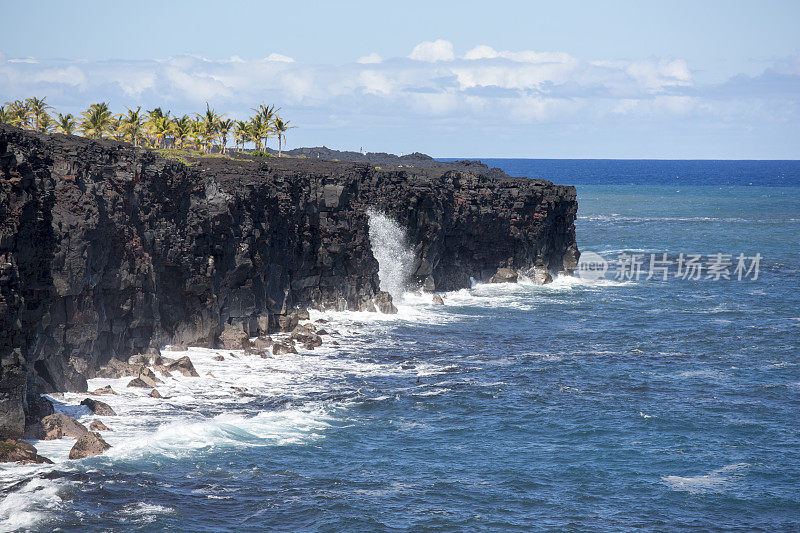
[0,97,296,156]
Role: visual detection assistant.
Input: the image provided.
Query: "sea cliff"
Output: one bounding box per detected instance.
[0,124,578,438]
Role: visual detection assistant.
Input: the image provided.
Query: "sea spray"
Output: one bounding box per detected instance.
[366,210,415,301]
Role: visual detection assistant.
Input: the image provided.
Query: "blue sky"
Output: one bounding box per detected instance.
[1,0,799,158]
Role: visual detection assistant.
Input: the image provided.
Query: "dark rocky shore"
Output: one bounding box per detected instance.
[0,124,578,446]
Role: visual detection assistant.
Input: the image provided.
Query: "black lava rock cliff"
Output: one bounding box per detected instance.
[0,125,578,437]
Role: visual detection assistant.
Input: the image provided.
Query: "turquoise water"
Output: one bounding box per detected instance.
[2,161,799,531]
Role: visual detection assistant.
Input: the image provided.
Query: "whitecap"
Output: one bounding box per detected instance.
[662,463,749,494]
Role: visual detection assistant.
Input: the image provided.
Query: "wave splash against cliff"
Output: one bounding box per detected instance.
[367,210,415,301]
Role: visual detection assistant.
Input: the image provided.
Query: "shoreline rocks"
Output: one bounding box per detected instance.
[41,413,87,440]
[0,439,53,464]
[89,420,111,432]
[68,432,111,459]
[80,398,117,416]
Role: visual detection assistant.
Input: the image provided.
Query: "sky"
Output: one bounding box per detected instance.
[1,0,799,158]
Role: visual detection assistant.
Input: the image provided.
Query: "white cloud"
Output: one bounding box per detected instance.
[464,45,574,65]
[358,71,392,95]
[264,53,295,63]
[0,46,794,156]
[357,53,382,64]
[409,39,455,62]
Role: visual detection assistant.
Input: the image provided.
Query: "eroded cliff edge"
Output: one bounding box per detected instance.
[0,125,578,437]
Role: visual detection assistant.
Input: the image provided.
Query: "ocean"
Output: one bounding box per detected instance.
[2,160,799,532]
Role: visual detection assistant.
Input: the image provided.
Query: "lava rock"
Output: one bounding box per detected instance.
[272,340,298,355]
[490,267,518,284]
[0,439,53,464]
[139,367,163,384]
[529,263,553,285]
[290,325,322,347]
[374,291,398,314]
[68,432,111,459]
[41,413,88,440]
[218,323,251,350]
[89,420,111,431]
[127,377,152,388]
[95,358,141,379]
[80,398,117,416]
[252,336,273,349]
[165,356,199,377]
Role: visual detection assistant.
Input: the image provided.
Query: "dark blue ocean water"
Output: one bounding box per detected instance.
[2,160,799,532]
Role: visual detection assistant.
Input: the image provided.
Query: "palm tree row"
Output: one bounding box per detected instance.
[0,97,295,155]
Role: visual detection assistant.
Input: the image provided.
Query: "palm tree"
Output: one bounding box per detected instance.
[217,118,233,154]
[55,113,77,135]
[0,105,9,125]
[272,117,295,157]
[109,116,127,141]
[80,102,113,138]
[196,103,220,153]
[150,116,173,149]
[8,100,32,129]
[253,104,278,149]
[189,118,203,151]
[146,108,171,148]
[233,120,249,151]
[247,115,263,150]
[122,107,145,147]
[37,113,54,134]
[171,115,193,149]
[26,97,51,131]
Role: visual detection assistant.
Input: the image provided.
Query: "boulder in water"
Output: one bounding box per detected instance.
[165,356,199,377]
[290,325,322,347]
[80,398,117,416]
[128,347,163,366]
[68,432,111,459]
[96,358,141,379]
[529,263,553,285]
[276,308,309,332]
[139,367,163,384]
[433,294,444,305]
[374,291,398,314]
[41,413,87,440]
[218,323,251,350]
[89,420,111,431]
[91,385,117,395]
[153,364,173,377]
[252,336,273,349]
[149,389,163,399]
[0,439,53,464]
[127,377,152,388]
[490,267,518,284]
[273,340,298,355]
[212,355,225,361]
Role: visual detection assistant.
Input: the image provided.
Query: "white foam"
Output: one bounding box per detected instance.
[662,463,749,494]
[367,210,415,301]
[0,474,66,531]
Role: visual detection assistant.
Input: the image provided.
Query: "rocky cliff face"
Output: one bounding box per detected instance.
[0,125,578,437]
